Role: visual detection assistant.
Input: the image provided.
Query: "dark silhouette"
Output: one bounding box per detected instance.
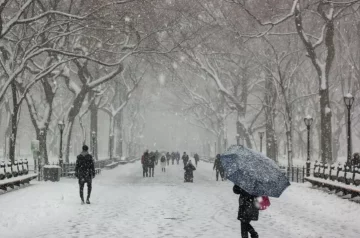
[75,145,95,204]
[213,154,225,181]
[182,152,189,166]
[233,185,259,238]
[166,152,171,166]
[141,150,150,177]
[171,152,176,165]
[160,155,166,172]
[352,152,360,168]
[176,151,180,165]
[184,160,196,182]
[194,153,200,167]
[148,152,156,177]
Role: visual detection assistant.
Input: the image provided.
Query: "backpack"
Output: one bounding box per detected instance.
[254,196,271,210]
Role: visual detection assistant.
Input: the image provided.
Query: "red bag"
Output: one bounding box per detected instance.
[255,196,271,210]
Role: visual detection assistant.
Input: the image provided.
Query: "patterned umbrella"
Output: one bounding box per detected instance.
[220,145,290,198]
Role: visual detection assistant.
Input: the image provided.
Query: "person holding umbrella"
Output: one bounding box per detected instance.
[220,145,290,238]
[233,184,259,238]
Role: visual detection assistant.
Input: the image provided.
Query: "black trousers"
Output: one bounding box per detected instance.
[216,169,225,181]
[143,166,148,177]
[240,220,258,238]
[148,166,154,177]
[79,179,92,201]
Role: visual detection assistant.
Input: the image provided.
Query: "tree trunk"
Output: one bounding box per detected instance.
[115,110,123,157]
[264,68,277,161]
[9,82,19,164]
[64,120,75,163]
[236,112,252,149]
[37,129,49,165]
[89,93,98,160]
[65,88,88,162]
[320,88,333,163]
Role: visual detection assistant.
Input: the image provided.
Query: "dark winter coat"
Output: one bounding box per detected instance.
[213,157,224,171]
[75,151,95,181]
[143,152,150,166]
[352,153,360,167]
[184,162,196,177]
[194,154,200,162]
[182,155,189,164]
[161,156,166,162]
[148,154,156,168]
[233,185,259,221]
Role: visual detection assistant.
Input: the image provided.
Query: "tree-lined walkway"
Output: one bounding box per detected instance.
[1,162,360,238]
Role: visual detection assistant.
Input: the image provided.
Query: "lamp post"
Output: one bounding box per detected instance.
[236,134,240,146]
[258,132,264,153]
[344,93,355,166]
[91,131,96,160]
[304,116,313,177]
[58,120,65,167]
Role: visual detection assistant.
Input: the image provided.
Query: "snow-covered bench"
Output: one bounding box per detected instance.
[0,159,37,191]
[305,161,360,200]
[305,176,360,199]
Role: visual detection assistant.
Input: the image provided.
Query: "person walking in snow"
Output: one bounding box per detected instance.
[184,160,196,182]
[160,155,167,172]
[155,150,160,165]
[233,185,259,238]
[182,152,189,166]
[213,154,225,181]
[352,152,360,168]
[75,145,95,204]
[141,150,150,177]
[171,152,176,165]
[148,152,156,177]
[194,153,200,167]
[166,152,171,166]
[176,151,180,165]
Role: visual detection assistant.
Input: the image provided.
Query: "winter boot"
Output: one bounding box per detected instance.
[86,199,91,204]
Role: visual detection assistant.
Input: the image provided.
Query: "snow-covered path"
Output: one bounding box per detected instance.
[1,161,360,238]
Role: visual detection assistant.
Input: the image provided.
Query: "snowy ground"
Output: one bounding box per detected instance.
[1,160,360,238]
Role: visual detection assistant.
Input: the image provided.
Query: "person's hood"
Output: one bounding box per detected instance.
[79,151,89,158]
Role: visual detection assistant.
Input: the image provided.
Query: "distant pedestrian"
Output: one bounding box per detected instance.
[182,152,189,166]
[75,145,95,204]
[352,153,360,168]
[155,150,160,165]
[161,155,166,172]
[184,160,196,182]
[213,154,225,181]
[233,185,259,238]
[176,151,180,165]
[141,150,150,177]
[194,153,200,167]
[171,152,176,165]
[167,152,172,165]
[148,152,156,177]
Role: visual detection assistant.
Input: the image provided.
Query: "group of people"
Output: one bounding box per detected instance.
[141,150,158,177]
[140,150,200,182]
[73,146,260,237]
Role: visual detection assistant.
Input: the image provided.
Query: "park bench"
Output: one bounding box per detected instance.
[0,159,37,192]
[305,161,360,202]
